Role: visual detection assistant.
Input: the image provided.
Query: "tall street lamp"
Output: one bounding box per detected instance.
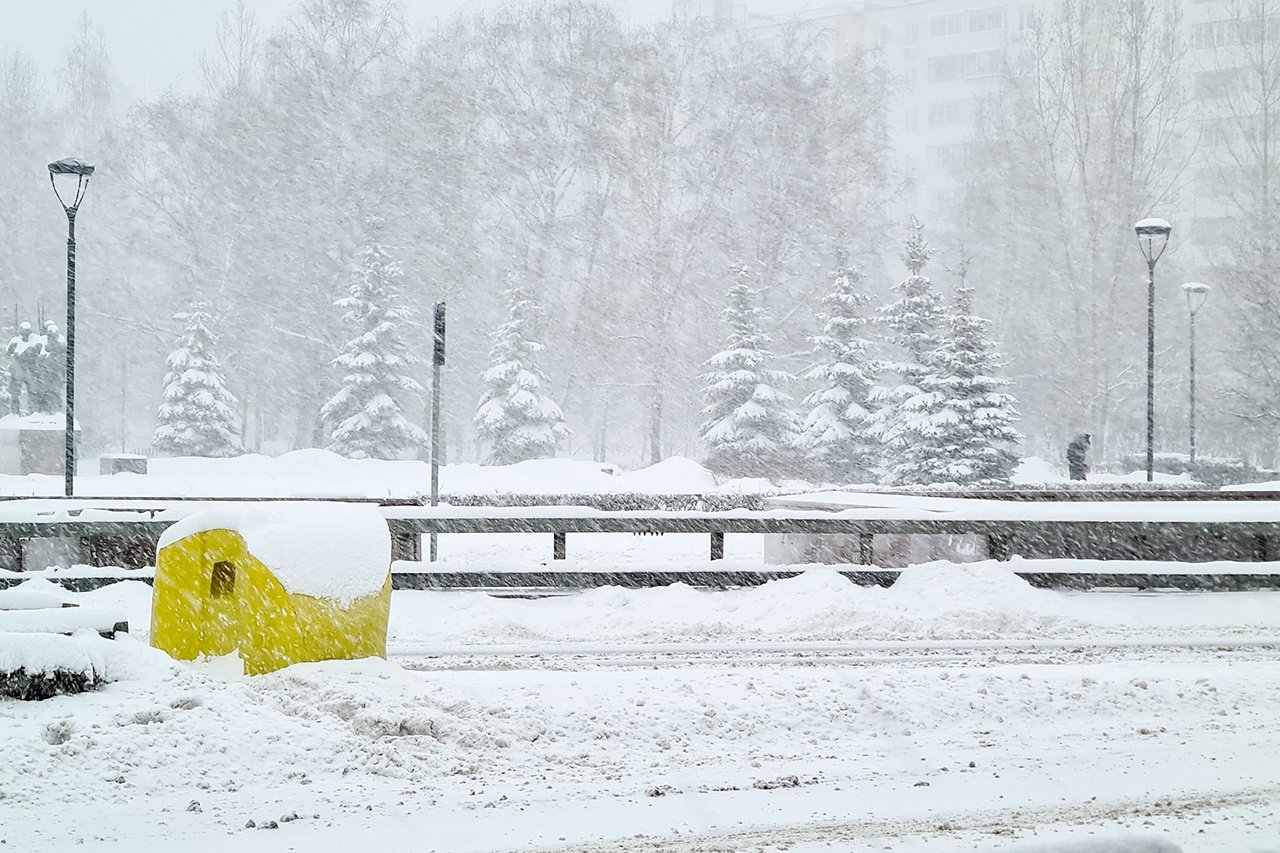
[1182,282,1210,464]
[48,158,94,497]
[1134,217,1172,483]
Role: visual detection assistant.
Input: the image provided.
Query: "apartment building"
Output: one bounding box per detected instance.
[695,0,1259,252]
[724,0,1049,223]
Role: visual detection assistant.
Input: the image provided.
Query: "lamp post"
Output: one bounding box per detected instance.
[1134,217,1171,483]
[1182,282,1210,464]
[48,158,94,497]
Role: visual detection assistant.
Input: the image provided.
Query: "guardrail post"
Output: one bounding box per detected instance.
[858,533,874,565]
[390,531,422,562]
[710,532,725,561]
[553,531,567,560]
[0,537,21,572]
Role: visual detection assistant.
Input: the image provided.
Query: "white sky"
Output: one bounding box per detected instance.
[0,0,694,102]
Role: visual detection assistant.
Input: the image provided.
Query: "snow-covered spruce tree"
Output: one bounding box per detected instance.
[320,242,428,460]
[698,264,799,480]
[474,275,571,464]
[866,217,952,486]
[797,258,880,484]
[921,266,1022,484]
[153,304,242,457]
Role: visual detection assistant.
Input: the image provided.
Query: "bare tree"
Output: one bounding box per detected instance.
[958,0,1191,458]
[1201,0,1280,460]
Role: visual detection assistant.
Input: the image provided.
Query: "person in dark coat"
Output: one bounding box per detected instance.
[1066,433,1091,481]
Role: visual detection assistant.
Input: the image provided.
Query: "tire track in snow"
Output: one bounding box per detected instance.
[394,638,1280,672]
[553,785,1280,852]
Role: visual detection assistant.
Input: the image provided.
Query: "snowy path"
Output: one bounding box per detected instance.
[3,643,1278,852]
[5,567,1280,852]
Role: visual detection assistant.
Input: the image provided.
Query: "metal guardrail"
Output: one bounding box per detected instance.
[4,496,1280,590]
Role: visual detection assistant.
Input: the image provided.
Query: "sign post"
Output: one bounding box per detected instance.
[430,302,445,562]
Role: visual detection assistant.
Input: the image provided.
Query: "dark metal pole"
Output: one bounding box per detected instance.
[64,211,77,496]
[430,301,446,562]
[1189,308,1197,464]
[1146,258,1155,483]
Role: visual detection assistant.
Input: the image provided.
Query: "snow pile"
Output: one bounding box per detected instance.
[616,456,719,492]
[0,450,779,499]
[387,565,1092,647]
[888,561,1050,614]
[0,577,67,610]
[0,606,127,635]
[158,502,390,603]
[0,579,126,635]
[0,413,71,432]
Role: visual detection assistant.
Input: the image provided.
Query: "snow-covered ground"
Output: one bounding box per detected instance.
[0,450,1196,499]
[3,564,1279,853]
[3,454,1280,851]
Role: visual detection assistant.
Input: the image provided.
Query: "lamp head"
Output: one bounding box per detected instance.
[1134,217,1172,265]
[1183,281,1211,314]
[48,158,94,212]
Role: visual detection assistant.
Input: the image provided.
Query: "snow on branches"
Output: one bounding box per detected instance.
[475,275,571,465]
[321,241,428,460]
[699,264,799,481]
[797,259,880,484]
[153,304,242,458]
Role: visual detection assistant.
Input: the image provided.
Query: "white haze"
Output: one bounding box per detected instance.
[0,0,1269,479]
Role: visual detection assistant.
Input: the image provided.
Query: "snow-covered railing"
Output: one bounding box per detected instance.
[6,494,1280,581]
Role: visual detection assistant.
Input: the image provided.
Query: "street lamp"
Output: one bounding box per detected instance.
[1182,282,1210,464]
[48,158,94,497]
[1134,217,1171,483]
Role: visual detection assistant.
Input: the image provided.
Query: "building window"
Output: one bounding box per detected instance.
[928,143,966,169]
[929,99,974,125]
[927,49,1002,82]
[969,7,1007,32]
[930,12,964,37]
[1195,69,1241,99]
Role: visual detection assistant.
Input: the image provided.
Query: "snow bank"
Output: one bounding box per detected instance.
[0,450,759,499]
[0,578,67,610]
[0,606,126,635]
[888,561,1049,614]
[0,413,76,432]
[616,456,718,491]
[158,502,390,602]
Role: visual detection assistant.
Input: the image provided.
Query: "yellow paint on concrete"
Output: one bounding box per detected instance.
[151,528,390,675]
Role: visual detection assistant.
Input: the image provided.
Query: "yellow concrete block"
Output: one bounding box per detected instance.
[151,526,391,676]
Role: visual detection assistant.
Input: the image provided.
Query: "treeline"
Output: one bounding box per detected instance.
[0,0,893,468]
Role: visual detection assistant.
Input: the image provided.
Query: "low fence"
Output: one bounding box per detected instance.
[4,494,1280,591]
